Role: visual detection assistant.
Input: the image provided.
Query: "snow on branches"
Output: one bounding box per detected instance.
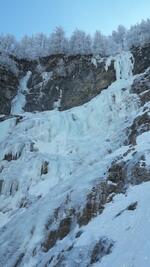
[0,19,150,59]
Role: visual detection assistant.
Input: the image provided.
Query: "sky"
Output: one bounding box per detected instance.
[0,0,150,39]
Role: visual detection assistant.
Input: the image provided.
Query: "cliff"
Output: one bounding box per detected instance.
[0,45,150,267]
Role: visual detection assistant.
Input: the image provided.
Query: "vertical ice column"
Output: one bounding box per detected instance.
[11,71,31,115]
[105,51,134,81]
[114,51,134,80]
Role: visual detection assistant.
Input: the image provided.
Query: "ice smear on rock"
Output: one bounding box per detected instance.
[0,52,139,197]
[11,71,31,115]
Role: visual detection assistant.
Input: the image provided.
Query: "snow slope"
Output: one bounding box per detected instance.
[72,181,150,267]
[0,51,150,267]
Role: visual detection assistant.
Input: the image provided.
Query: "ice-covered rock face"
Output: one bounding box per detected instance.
[0,43,149,115]
[1,54,116,115]
[1,48,150,267]
[0,52,138,197]
[24,54,117,113]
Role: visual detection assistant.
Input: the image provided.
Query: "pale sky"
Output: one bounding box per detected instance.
[0,0,150,39]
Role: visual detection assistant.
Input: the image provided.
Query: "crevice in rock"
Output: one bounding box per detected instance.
[115,201,138,218]
[90,237,114,265]
[41,161,49,175]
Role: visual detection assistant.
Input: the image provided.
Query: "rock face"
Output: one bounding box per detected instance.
[0,65,19,114]
[1,54,116,114]
[25,55,116,112]
[132,42,150,74]
[1,43,150,115]
[0,44,150,115]
[131,67,150,106]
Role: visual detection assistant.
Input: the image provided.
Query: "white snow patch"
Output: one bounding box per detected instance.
[42,71,53,83]
[91,57,97,68]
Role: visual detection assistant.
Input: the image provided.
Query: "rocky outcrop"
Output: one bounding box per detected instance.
[108,153,150,186]
[23,42,150,113]
[127,111,150,145]
[0,54,116,114]
[1,43,150,115]
[132,42,150,75]
[131,67,150,106]
[0,65,19,114]
[24,55,116,112]
[90,238,114,265]
[39,148,150,267]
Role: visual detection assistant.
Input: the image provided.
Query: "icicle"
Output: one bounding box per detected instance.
[114,52,134,80]
[105,51,134,80]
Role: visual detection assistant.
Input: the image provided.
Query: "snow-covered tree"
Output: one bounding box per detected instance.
[84,34,92,54]
[112,25,126,50]
[49,27,68,54]
[1,19,150,59]
[138,19,150,45]
[92,31,107,55]
[29,33,50,58]
[126,23,143,49]
[126,20,150,49]
[69,29,86,54]
[16,35,33,58]
[0,34,17,54]
[105,36,119,55]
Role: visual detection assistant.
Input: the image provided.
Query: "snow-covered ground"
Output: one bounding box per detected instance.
[71,181,150,267]
[0,51,150,267]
